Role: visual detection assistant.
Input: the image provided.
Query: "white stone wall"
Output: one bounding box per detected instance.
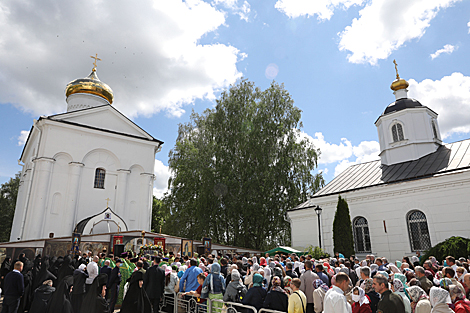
[289,169,470,261]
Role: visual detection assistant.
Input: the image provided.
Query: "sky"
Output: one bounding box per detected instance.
[1,0,470,198]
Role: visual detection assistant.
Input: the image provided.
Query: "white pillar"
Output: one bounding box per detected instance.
[140,173,155,231]
[24,157,55,240]
[10,165,30,241]
[116,169,130,218]
[67,162,84,233]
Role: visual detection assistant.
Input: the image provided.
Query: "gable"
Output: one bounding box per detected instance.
[48,105,156,141]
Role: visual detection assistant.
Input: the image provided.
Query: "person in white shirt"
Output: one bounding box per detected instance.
[85,256,99,292]
[323,272,352,313]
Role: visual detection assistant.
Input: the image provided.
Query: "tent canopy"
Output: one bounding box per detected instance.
[264,246,305,256]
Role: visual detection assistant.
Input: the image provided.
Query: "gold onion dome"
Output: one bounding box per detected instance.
[65,54,114,104]
[390,59,409,91]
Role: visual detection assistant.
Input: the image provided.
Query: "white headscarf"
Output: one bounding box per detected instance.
[361,260,367,267]
[355,266,362,278]
[352,286,370,306]
[429,286,452,307]
[252,256,258,264]
[264,267,271,283]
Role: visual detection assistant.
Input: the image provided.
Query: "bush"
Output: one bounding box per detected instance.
[303,245,330,259]
[332,195,355,258]
[421,236,470,264]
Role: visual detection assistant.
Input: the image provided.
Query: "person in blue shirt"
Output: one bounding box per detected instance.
[315,264,330,286]
[179,259,203,293]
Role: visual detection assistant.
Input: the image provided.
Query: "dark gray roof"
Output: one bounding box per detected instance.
[383,98,424,115]
[291,139,470,211]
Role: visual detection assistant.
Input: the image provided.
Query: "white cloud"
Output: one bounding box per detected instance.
[338,0,460,65]
[408,73,470,139]
[0,0,243,118]
[17,130,30,146]
[275,0,364,20]
[153,159,171,199]
[430,44,456,59]
[467,20,470,33]
[213,0,253,21]
[333,140,380,176]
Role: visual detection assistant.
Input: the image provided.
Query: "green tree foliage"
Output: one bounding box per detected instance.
[421,236,470,264]
[332,195,355,258]
[151,196,170,233]
[303,245,330,259]
[0,173,20,242]
[163,80,324,250]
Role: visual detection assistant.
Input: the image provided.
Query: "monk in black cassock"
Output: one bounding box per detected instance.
[57,255,75,283]
[45,275,74,313]
[29,280,56,313]
[0,256,11,290]
[80,273,109,313]
[121,271,152,313]
[33,257,57,291]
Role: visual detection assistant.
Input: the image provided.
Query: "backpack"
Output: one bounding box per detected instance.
[234,285,244,303]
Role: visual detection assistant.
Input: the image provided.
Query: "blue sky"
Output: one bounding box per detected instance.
[1,0,470,197]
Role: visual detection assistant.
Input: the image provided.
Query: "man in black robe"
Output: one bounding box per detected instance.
[107,259,122,313]
[144,256,165,313]
[29,280,55,313]
[72,264,88,313]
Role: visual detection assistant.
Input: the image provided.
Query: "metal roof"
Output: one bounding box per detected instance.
[291,139,470,210]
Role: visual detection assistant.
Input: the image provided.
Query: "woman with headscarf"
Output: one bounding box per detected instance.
[225,264,238,288]
[72,264,89,313]
[313,279,329,313]
[45,275,73,313]
[223,269,247,303]
[243,273,267,311]
[392,278,412,313]
[120,271,152,313]
[440,278,454,291]
[80,274,109,313]
[370,264,379,277]
[260,257,267,267]
[406,286,431,313]
[429,287,454,313]
[351,286,372,313]
[389,264,401,274]
[0,256,11,290]
[449,285,470,313]
[263,276,288,312]
[202,263,225,312]
[263,267,272,289]
[363,278,380,313]
[284,276,293,295]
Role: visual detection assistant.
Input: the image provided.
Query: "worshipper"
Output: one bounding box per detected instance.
[448,285,470,313]
[18,254,34,313]
[300,260,319,313]
[144,256,166,312]
[1,257,11,290]
[373,274,406,313]
[107,258,122,313]
[86,256,99,292]
[424,261,436,276]
[288,278,307,313]
[351,286,372,313]
[45,275,73,313]
[32,257,56,291]
[443,268,466,295]
[99,260,112,279]
[118,252,133,306]
[201,263,225,311]
[405,286,432,313]
[182,273,207,307]
[416,266,434,294]
[220,258,229,278]
[163,266,179,313]
[225,264,238,288]
[284,276,294,295]
[312,279,329,313]
[1,261,24,313]
[29,280,55,313]
[323,272,351,313]
[120,271,152,313]
[392,278,412,313]
[179,258,203,292]
[463,274,470,299]
[370,264,379,277]
[57,255,75,283]
[224,269,247,303]
[358,267,371,289]
[263,276,289,312]
[456,268,467,284]
[428,287,453,313]
[403,257,415,271]
[79,274,109,313]
[315,264,329,286]
[286,262,299,279]
[72,264,88,313]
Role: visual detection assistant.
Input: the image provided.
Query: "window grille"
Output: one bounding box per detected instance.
[407,210,431,251]
[94,168,106,189]
[392,123,405,142]
[353,217,371,253]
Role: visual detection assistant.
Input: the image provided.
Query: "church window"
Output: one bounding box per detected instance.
[94,168,106,189]
[353,216,371,253]
[391,123,404,142]
[407,210,431,252]
[432,120,439,139]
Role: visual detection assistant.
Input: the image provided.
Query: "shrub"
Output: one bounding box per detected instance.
[421,236,470,264]
[303,245,330,259]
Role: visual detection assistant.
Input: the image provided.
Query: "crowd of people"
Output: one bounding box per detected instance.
[1,250,470,313]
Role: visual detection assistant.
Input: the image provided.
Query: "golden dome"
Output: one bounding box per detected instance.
[390,78,409,91]
[65,69,114,104]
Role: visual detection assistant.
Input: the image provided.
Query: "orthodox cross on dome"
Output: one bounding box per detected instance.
[105,197,111,208]
[393,59,400,79]
[90,53,101,72]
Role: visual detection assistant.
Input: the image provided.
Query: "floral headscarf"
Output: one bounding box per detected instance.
[449,285,466,303]
[393,279,406,292]
[394,273,407,286]
[352,286,370,306]
[272,276,286,294]
[323,262,334,276]
[284,276,292,287]
[429,286,451,307]
[439,278,453,289]
[363,278,374,293]
[389,264,401,274]
[405,286,428,303]
[313,279,329,292]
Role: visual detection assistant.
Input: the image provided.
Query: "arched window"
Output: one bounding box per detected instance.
[431,120,439,139]
[353,217,371,253]
[407,210,431,251]
[94,168,106,189]
[391,123,405,142]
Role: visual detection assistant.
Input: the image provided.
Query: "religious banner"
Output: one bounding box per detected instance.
[112,235,123,253]
[154,237,166,252]
[181,239,193,257]
[203,237,211,255]
[71,232,81,255]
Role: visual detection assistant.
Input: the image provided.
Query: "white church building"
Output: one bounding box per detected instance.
[10,63,163,242]
[289,70,470,260]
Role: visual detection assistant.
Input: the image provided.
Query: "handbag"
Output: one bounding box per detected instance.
[174,276,180,293]
[200,274,211,299]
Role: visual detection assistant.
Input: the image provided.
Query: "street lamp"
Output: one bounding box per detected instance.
[314,206,322,249]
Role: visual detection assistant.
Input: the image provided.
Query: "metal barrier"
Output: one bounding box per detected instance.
[160,291,178,313]
[259,309,286,313]
[210,299,257,313]
[176,292,210,313]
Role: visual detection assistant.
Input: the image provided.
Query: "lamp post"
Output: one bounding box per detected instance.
[314,206,322,249]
